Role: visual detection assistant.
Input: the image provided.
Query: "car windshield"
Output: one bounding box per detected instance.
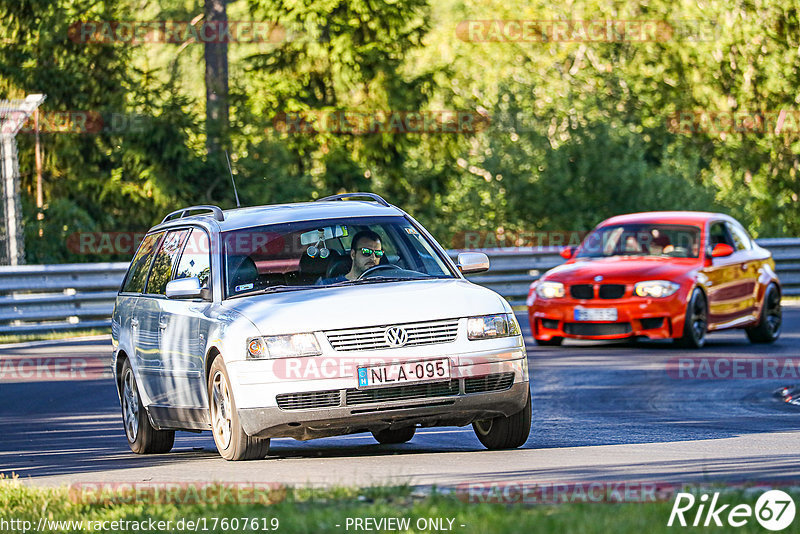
[222,216,455,298]
[576,224,701,259]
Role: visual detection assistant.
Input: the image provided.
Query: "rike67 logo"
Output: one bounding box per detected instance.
[668,490,796,530]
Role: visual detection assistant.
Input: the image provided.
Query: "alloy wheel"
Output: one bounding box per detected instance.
[691,293,707,344]
[211,370,233,449]
[122,368,139,442]
[474,418,493,436]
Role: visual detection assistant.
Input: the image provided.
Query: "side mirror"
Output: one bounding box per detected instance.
[560,246,576,260]
[457,252,490,274]
[166,277,210,300]
[711,243,734,258]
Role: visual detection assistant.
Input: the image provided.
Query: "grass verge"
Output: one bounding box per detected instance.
[0,477,795,533]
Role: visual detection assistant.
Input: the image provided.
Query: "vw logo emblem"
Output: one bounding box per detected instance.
[594,275,604,282]
[384,327,408,347]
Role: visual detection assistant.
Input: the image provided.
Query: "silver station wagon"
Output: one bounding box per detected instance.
[112,193,531,460]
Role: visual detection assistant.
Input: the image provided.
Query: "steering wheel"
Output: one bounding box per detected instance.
[665,246,689,257]
[358,264,401,279]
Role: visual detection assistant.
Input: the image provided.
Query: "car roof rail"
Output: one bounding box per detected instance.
[316,192,391,207]
[161,205,225,224]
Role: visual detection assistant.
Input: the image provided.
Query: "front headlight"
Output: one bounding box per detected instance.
[467,313,521,340]
[246,333,322,359]
[535,281,565,299]
[634,280,680,298]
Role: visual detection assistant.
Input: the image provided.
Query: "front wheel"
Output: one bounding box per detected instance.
[472,389,531,450]
[208,357,270,461]
[746,283,782,344]
[675,288,707,348]
[119,359,174,454]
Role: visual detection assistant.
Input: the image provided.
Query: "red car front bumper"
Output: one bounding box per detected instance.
[528,288,691,341]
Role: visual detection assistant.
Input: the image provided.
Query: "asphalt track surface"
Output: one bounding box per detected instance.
[2,307,800,489]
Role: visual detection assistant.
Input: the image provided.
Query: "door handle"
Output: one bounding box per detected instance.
[158,320,168,330]
[130,318,139,328]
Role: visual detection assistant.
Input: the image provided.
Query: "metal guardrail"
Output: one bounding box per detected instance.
[0,262,128,334]
[1,238,799,334]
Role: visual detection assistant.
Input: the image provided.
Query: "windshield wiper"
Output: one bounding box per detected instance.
[262,284,318,293]
[345,276,431,285]
[229,285,317,298]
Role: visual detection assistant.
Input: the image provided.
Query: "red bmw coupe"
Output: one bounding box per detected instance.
[527,212,782,348]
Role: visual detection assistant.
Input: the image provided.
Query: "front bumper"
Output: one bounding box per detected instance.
[226,339,529,439]
[529,293,688,341]
[238,380,529,439]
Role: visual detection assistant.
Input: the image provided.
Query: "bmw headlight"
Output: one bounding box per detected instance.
[467,314,521,340]
[247,333,322,359]
[634,280,680,298]
[535,281,565,299]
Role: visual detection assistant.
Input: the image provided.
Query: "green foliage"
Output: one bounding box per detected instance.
[1,0,798,264]
[0,478,795,534]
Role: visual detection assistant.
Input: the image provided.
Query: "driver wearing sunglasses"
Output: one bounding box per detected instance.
[317,230,384,284]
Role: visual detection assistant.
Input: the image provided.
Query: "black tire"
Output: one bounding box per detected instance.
[119,359,174,454]
[535,337,563,346]
[746,283,782,344]
[208,357,270,461]
[472,389,531,450]
[675,288,707,348]
[372,426,416,444]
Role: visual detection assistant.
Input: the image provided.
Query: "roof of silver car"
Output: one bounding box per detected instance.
[155,198,404,233]
[599,211,734,226]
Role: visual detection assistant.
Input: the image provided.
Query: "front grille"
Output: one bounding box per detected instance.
[598,284,626,299]
[570,284,594,299]
[277,373,517,411]
[464,373,515,394]
[346,380,460,405]
[325,319,459,351]
[276,390,340,410]
[564,322,632,336]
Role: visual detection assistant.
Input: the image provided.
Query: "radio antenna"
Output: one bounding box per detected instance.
[225,150,241,208]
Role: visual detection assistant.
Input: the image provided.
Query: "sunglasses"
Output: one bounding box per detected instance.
[359,247,385,258]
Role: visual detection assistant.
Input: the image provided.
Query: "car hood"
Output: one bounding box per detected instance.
[543,256,698,283]
[220,279,507,335]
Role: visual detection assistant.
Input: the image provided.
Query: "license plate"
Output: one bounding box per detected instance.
[356,358,450,389]
[574,308,618,321]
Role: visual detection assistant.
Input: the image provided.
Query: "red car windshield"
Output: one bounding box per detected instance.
[576,224,701,259]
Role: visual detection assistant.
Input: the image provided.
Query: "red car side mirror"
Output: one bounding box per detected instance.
[711,243,734,258]
[560,246,575,260]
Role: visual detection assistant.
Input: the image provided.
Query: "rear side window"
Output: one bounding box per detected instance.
[145,229,190,295]
[121,232,163,293]
[726,222,752,251]
[174,229,211,289]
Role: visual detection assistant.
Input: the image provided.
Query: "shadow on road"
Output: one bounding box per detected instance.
[2,313,800,483]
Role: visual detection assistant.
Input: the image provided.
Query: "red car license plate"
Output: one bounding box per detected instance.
[574,308,618,321]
